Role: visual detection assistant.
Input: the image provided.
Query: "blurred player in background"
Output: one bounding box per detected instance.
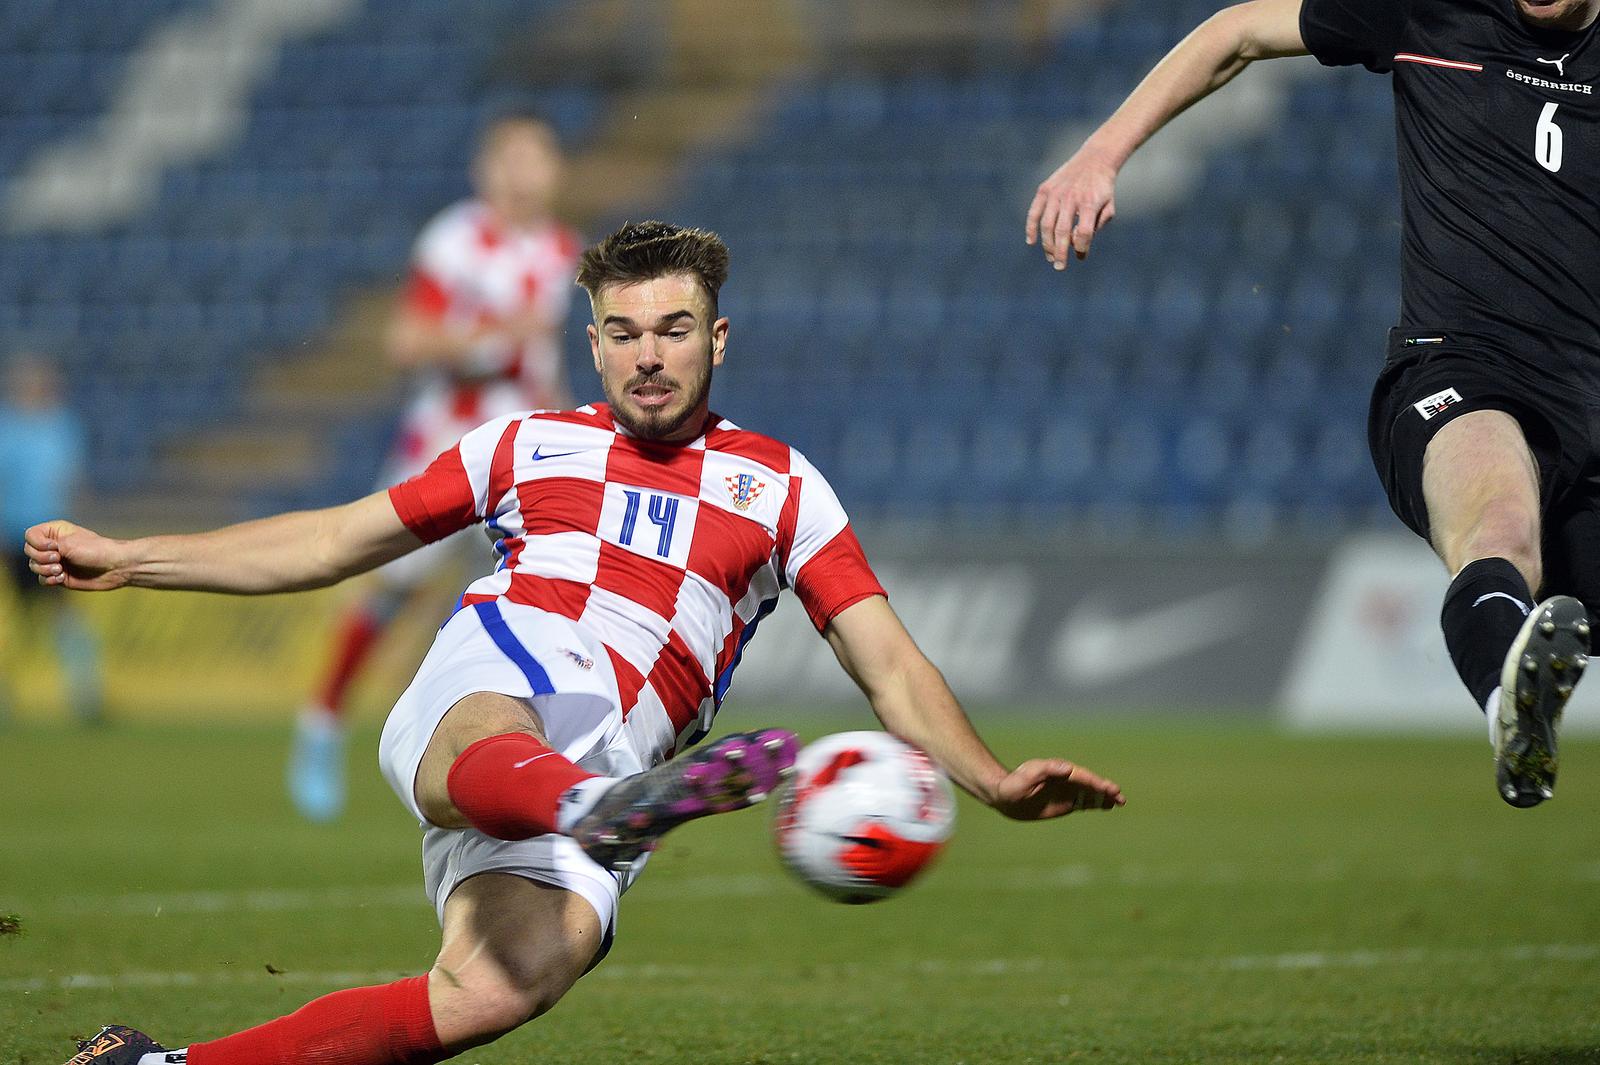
[32,220,1123,1065]
[1027,0,1600,808]
[290,110,583,821]
[0,352,100,725]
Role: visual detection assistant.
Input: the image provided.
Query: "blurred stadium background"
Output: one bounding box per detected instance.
[0,0,1575,732]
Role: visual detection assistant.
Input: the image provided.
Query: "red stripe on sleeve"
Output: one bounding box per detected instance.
[793,526,885,631]
[388,446,479,543]
[773,477,801,576]
[487,418,522,511]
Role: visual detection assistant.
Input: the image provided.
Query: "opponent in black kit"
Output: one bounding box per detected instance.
[1025,0,1600,806]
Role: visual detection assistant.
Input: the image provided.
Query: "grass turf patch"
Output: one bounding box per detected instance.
[3,714,1598,1064]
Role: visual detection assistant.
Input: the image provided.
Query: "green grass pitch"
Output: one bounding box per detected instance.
[3,714,1599,1064]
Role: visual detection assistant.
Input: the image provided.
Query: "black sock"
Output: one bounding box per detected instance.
[1440,557,1534,710]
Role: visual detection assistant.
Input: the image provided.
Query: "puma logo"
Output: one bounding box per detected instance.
[1537,53,1570,78]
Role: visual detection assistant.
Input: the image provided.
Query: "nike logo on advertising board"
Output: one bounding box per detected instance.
[1051,587,1253,686]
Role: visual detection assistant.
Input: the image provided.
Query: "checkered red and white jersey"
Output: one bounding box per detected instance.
[388,404,885,750]
[401,200,581,423]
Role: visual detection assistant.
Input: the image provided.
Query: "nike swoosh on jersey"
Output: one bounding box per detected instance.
[530,447,582,461]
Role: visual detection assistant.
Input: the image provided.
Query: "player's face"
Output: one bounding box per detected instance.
[1513,0,1600,30]
[588,272,727,443]
[474,121,563,226]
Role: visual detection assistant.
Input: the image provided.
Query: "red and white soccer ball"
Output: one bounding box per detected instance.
[773,731,956,904]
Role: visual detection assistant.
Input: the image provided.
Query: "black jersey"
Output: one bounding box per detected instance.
[1301,0,1600,389]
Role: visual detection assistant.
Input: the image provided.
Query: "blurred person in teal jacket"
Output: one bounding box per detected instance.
[1,351,101,723]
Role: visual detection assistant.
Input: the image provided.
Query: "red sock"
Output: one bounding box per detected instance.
[446,733,599,840]
[186,974,444,1065]
[316,608,385,716]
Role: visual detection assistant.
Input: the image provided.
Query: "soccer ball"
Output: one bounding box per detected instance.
[773,731,956,904]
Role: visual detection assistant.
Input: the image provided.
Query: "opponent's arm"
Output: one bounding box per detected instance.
[23,490,423,595]
[1026,0,1308,268]
[823,595,1124,819]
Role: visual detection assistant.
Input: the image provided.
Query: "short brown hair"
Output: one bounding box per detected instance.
[576,220,730,310]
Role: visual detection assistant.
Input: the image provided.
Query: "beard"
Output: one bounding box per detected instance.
[1515,0,1596,28]
[604,358,713,441]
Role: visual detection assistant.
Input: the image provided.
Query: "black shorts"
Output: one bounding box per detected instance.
[1368,327,1600,610]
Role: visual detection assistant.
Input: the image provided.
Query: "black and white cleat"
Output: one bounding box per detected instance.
[1495,596,1590,808]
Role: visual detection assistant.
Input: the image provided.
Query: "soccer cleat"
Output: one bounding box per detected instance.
[62,1026,170,1065]
[1494,596,1590,808]
[569,729,799,871]
[288,707,346,822]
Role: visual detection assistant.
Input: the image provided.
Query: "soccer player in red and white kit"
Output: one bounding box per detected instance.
[30,221,1125,1065]
[290,110,583,822]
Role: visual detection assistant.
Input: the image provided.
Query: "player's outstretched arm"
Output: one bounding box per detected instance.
[823,596,1125,819]
[1025,0,1308,269]
[23,491,424,595]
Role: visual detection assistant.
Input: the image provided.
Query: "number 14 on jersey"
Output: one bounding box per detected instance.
[600,483,698,567]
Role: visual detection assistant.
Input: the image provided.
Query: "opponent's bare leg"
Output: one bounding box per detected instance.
[1423,410,1589,806]
[1424,410,1542,588]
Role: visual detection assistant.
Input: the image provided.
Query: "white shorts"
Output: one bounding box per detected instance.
[377,601,662,938]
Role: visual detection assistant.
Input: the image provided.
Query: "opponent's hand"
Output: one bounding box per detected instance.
[23,521,133,591]
[991,758,1125,820]
[1025,149,1119,270]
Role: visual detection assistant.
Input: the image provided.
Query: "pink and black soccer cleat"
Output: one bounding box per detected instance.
[570,729,798,870]
[63,1026,173,1065]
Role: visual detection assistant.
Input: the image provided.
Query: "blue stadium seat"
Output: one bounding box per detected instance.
[8,0,1404,528]
[1,0,596,500]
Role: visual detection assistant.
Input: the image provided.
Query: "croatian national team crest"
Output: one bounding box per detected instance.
[725,473,766,511]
